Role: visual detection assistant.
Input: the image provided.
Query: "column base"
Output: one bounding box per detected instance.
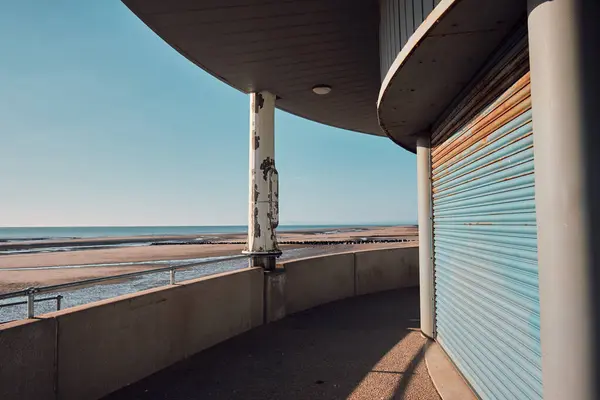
[243,251,282,271]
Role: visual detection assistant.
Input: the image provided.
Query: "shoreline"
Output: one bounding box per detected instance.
[0,225,416,253]
[0,243,415,296]
[0,226,418,293]
[0,224,414,242]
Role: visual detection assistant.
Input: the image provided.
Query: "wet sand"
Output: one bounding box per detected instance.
[0,225,416,250]
[0,226,417,293]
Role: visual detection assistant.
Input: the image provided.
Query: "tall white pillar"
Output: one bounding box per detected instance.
[528,0,600,398]
[244,91,281,269]
[417,137,435,338]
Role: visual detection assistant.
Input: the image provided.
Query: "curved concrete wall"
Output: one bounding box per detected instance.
[1,246,418,400]
[283,252,356,315]
[355,246,419,295]
[265,246,419,321]
[0,268,264,400]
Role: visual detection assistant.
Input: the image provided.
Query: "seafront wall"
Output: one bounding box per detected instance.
[0,245,418,400]
[266,247,419,320]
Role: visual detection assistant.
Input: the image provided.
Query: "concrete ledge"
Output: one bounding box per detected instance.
[0,318,57,400]
[281,252,355,315]
[277,245,419,317]
[0,268,263,400]
[1,246,419,400]
[54,267,263,400]
[425,340,476,400]
[355,246,419,295]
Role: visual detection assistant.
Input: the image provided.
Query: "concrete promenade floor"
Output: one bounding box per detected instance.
[104,287,440,400]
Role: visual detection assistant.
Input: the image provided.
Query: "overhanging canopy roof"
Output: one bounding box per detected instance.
[377,0,527,152]
[122,0,383,136]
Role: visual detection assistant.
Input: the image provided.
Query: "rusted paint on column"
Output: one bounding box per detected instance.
[244,91,281,269]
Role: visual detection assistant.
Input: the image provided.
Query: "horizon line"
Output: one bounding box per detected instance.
[0,222,417,229]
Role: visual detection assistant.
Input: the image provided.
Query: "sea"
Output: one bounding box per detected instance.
[0,246,363,323]
[0,224,403,241]
[0,223,413,323]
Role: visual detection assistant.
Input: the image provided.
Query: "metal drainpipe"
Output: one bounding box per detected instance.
[244,91,281,270]
[417,136,435,339]
[528,0,600,398]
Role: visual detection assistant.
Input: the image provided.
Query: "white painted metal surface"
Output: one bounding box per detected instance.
[417,137,435,338]
[244,91,281,268]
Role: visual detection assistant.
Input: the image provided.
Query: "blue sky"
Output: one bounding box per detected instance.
[0,1,416,227]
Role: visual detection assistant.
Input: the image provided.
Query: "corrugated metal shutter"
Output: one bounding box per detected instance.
[431,71,542,399]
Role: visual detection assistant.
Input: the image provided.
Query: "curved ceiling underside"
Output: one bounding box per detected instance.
[378,0,526,152]
[122,0,383,136]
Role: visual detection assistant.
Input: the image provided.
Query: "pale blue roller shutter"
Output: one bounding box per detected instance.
[431,71,542,400]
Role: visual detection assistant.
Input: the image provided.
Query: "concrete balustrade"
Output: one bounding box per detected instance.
[56,268,264,400]
[265,246,419,322]
[283,252,356,315]
[0,245,418,400]
[1,268,264,400]
[0,318,57,400]
[355,246,419,295]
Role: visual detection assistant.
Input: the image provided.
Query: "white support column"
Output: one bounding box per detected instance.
[244,91,281,270]
[417,137,435,338]
[528,0,600,399]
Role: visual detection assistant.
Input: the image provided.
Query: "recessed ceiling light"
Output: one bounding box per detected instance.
[312,84,332,95]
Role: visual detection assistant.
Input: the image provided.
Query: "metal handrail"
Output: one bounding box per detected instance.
[0,254,248,319]
[0,295,63,308]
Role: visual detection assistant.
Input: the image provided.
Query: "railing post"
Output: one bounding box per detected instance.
[170,268,176,285]
[56,295,63,311]
[26,288,35,319]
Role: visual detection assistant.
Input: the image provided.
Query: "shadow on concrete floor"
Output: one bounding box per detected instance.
[104,288,439,400]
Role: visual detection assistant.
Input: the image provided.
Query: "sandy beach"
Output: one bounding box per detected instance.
[0,226,417,293]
